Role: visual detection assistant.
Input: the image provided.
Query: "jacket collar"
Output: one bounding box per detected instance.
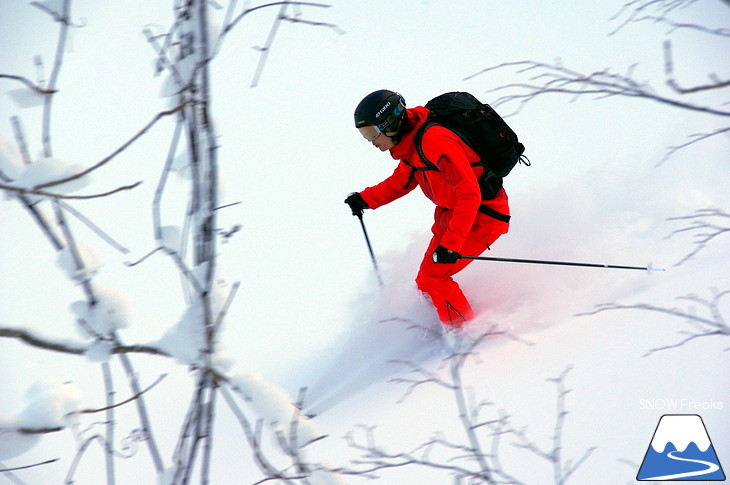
[390,106,429,160]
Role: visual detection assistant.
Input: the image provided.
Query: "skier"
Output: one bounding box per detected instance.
[345,89,511,330]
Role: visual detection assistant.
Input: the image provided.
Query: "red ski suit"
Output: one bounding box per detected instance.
[360,106,510,326]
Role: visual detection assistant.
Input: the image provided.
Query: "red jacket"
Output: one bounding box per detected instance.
[360,106,510,252]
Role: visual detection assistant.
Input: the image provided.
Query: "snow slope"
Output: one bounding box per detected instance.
[284,149,730,484]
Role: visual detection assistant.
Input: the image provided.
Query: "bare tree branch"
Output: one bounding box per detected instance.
[577,290,730,355]
[347,353,595,484]
[468,1,729,165]
[666,208,730,265]
[663,39,730,94]
[466,61,730,118]
[609,0,702,35]
[223,1,332,36]
[659,125,730,165]
[34,102,189,191]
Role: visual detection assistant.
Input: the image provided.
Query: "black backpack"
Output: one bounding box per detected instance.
[413,91,529,200]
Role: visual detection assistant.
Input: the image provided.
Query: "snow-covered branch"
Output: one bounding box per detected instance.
[1,0,346,483]
[0,327,171,358]
[219,382,328,485]
[7,375,166,438]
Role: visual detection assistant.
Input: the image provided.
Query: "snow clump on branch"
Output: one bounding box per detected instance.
[71,286,132,337]
[0,379,83,460]
[230,373,322,448]
[12,157,90,202]
[56,243,103,282]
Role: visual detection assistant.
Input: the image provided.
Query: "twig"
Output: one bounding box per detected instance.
[577,290,730,355]
[59,200,129,254]
[0,74,57,95]
[663,39,730,94]
[658,126,730,166]
[153,119,184,242]
[388,360,456,403]
[11,116,33,165]
[609,0,700,35]
[666,208,730,265]
[467,61,730,118]
[76,374,167,416]
[40,0,71,158]
[224,1,331,36]
[52,200,97,305]
[0,458,60,473]
[65,434,105,483]
[280,13,344,33]
[101,362,116,485]
[250,3,288,88]
[0,180,143,200]
[512,366,596,484]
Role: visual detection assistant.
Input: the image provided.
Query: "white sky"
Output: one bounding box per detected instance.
[1,0,729,483]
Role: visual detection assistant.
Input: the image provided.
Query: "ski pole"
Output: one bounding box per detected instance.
[460,255,665,273]
[357,214,384,287]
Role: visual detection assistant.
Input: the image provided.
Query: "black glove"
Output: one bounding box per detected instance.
[432,245,461,264]
[344,192,369,218]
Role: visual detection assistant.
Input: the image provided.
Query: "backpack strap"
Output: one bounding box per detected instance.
[414,121,442,172]
[478,204,511,223]
[417,120,512,223]
[399,122,443,190]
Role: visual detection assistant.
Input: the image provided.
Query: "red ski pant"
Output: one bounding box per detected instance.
[415,212,508,327]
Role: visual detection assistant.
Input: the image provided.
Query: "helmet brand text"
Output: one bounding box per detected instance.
[375,101,391,119]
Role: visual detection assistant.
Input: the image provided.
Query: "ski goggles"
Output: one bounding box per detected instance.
[357,104,405,141]
[358,125,385,141]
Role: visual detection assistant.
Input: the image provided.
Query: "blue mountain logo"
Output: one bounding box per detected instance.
[638,414,725,481]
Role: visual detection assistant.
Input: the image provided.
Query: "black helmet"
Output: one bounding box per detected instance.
[354,90,406,137]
